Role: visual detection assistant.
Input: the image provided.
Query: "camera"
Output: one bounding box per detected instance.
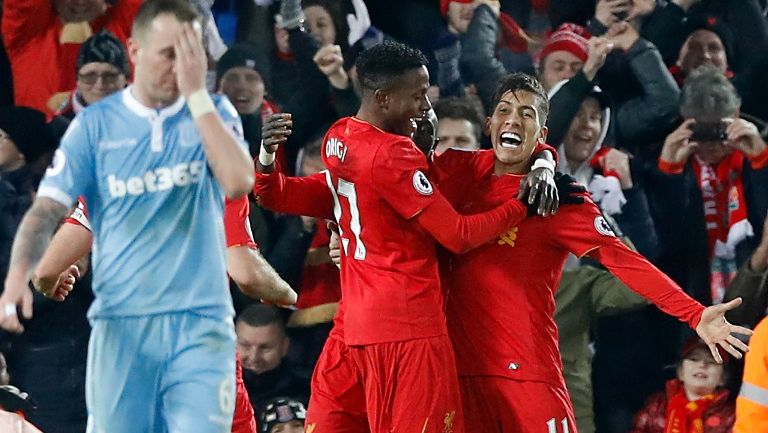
[689,121,728,142]
[613,10,629,21]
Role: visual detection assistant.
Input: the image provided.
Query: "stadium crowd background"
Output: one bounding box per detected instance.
[1,0,768,432]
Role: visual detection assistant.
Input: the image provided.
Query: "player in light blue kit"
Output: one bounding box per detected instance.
[0,1,255,432]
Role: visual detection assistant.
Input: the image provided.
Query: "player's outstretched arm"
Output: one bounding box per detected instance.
[32,222,92,300]
[590,241,752,362]
[227,246,298,305]
[176,23,254,199]
[0,197,70,333]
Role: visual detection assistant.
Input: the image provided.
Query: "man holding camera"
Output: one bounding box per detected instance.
[655,65,768,308]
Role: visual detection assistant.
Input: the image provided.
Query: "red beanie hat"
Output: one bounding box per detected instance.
[440,0,474,17]
[538,23,591,65]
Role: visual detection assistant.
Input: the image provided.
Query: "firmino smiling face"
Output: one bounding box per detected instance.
[488,89,547,172]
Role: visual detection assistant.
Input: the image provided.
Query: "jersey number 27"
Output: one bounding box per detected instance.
[326,172,367,260]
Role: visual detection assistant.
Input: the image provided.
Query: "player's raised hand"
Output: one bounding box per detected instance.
[695,298,753,363]
[174,22,207,97]
[261,113,293,154]
[35,264,80,302]
[519,167,557,217]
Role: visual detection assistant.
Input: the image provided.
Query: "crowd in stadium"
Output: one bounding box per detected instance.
[0,0,768,432]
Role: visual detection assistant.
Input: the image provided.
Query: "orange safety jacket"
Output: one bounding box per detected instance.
[735,316,768,432]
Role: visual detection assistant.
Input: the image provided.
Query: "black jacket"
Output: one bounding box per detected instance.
[646,157,768,304]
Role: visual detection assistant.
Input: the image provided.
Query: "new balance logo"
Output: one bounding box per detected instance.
[108,161,205,197]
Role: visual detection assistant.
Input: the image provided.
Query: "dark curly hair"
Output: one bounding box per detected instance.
[491,73,550,123]
[355,41,428,93]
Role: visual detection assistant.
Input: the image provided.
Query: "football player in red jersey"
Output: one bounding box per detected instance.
[429,73,752,433]
[30,196,295,433]
[259,70,754,432]
[253,41,567,433]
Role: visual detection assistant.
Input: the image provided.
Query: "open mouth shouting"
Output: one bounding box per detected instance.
[500,131,523,148]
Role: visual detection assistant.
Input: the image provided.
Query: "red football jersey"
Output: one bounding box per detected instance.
[222,196,258,249]
[294,224,341,310]
[232,353,258,433]
[320,117,449,345]
[433,149,704,384]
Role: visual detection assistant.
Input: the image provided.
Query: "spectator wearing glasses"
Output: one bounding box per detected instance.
[55,30,130,122]
[2,0,141,115]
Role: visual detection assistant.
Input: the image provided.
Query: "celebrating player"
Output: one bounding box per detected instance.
[433,73,751,432]
[0,1,255,432]
[253,41,560,433]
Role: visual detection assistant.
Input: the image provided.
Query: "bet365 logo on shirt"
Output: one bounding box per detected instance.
[107,161,205,197]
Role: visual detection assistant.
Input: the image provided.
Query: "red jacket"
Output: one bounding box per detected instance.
[2,0,140,116]
[629,379,735,433]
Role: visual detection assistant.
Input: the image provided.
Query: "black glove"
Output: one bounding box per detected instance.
[555,172,587,205]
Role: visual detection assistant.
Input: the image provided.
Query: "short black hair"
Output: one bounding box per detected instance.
[355,41,428,92]
[680,64,741,122]
[132,0,201,41]
[491,73,550,123]
[433,96,484,140]
[236,304,286,330]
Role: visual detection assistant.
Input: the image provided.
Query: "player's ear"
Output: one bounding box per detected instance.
[127,36,140,66]
[374,89,389,111]
[538,126,549,144]
[483,116,491,137]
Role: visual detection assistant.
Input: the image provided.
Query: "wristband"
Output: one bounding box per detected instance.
[531,158,555,173]
[259,141,276,166]
[187,89,215,118]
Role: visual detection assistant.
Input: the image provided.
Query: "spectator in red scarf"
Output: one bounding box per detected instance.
[628,338,735,433]
[653,65,768,307]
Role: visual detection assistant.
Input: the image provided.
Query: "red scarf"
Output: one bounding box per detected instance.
[665,387,717,433]
[691,152,752,302]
